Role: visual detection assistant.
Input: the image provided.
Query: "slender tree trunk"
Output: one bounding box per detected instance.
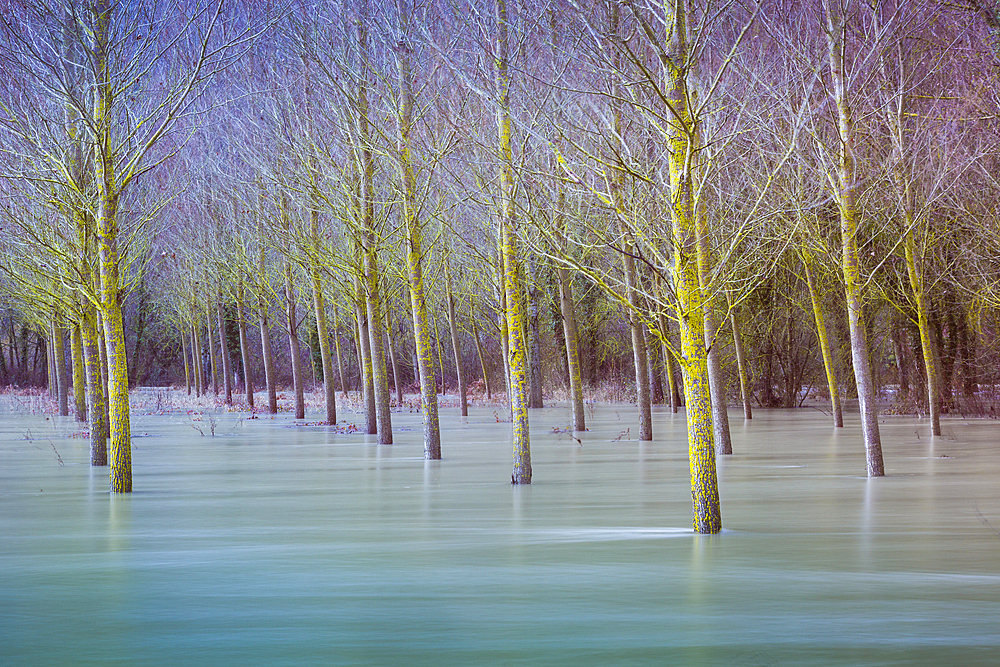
[608,6,651,442]
[527,268,543,408]
[472,317,492,400]
[181,325,191,396]
[192,322,203,397]
[823,1,884,475]
[730,309,752,420]
[657,313,679,414]
[445,266,468,417]
[355,275,377,434]
[70,324,86,420]
[497,0,529,483]
[333,307,348,399]
[82,306,107,466]
[217,301,233,405]
[391,3,443,455]
[309,250,336,424]
[385,315,402,406]
[206,309,218,396]
[558,267,586,430]
[285,263,305,420]
[803,253,844,427]
[236,285,253,407]
[52,319,69,417]
[258,270,278,414]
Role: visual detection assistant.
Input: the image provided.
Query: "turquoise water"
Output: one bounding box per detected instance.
[2,399,999,665]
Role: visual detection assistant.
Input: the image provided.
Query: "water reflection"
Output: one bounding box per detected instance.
[1,402,998,665]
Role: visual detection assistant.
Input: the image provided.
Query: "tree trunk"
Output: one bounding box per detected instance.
[658,0,720,531]
[823,1,884,475]
[445,266,468,417]
[558,266,586,430]
[472,317,492,400]
[236,285,254,407]
[205,308,218,396]
[71,324,86,421]
[310,256,336,424]
[285,263,305,420]
[803,254,844,427]
[82,307,107,466]
[731,309,752,420]
[192,322,203,397]
[217,301,233,405]
[355,276,377,434]
[333,308,348,399]
[181,324,191,396]
[527,270,543,408]
[497,0,530,483]
[52,319,69,417]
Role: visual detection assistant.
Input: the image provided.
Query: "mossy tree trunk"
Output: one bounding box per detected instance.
[496,0,530,483]
[823,0,884,475]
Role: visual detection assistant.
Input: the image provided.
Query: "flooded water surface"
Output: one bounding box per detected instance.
[2,398,999,665]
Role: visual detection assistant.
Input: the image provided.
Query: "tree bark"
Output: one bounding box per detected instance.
[823,0,884,475]
[236,284,254,407]
[445,265,468,417]
[71,324,86,421]
[497,0,530,483]
[217,301,233,405]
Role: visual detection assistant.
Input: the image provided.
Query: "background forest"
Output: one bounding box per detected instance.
[3,0,1000,523]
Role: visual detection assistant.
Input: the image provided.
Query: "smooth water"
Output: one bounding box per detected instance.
[2,398,999,666]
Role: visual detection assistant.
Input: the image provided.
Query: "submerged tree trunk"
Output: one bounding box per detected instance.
[309,245,336,424]
[205,309,218,396]
[217,301,233,406]
[285,262,305,420]
[355,275,377,435]
[445,265,468,417]
[71,324,86,421]
[803,253,843,427]
[731,309,752,420]
[181,324,191,396]
[527,267,543,409]
[82,307,107,466]
[472,317,492,400]
[191,322,203,397]
[236,285,253,407]
[496,0,530,483]
[52,319,69,417]
[823,1,884,476]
